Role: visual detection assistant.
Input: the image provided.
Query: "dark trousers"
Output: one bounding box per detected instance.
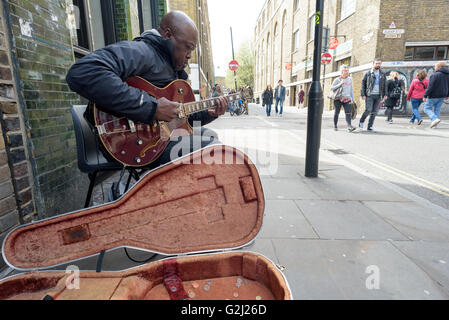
[385,99,398,121]
[148,127,220,169]
[360,95,381,129]
[334,100,353,127]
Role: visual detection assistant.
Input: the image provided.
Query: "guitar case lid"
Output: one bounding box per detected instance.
[2,145,265,271]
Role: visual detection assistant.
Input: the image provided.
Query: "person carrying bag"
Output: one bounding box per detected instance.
[330,65,356,132]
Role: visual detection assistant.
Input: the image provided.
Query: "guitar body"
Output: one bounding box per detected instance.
[93,77,195,167]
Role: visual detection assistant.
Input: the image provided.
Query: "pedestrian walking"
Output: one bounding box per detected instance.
[298,85,305,109]
[274,80,286,117]
[211,84,222,98]
[406,70,429,125]
[359,58,388,132]
[423,61,449,128]
[384,71,404,124]
[263,85,274,117]
[330,65,356,132]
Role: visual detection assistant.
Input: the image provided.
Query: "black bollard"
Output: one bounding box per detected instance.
[305,0,325,178]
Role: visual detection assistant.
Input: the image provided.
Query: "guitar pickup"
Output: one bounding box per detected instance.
[96,124,106,135]
[128,120,137,133]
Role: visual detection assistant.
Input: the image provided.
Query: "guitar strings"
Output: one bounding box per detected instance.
[99,94,240,132]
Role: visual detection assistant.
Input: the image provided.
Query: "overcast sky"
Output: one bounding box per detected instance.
[207,0,266,77]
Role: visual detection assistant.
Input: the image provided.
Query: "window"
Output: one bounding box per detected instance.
[340,0,356,20]
[309,15,315,40]
[437,47,447,59]
[293,30,299,51]
[415,47,435,60]
[404,46,449,60]
[404,48,413,60]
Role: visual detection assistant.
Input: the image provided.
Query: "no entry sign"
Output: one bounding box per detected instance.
[321,53,332,64]
[329,37,339,50]
[229,60,239,71]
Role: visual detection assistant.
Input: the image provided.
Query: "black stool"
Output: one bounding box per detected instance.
[71,105,142,208]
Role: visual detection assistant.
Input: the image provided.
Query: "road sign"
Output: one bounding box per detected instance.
[229,60,239,71]
[321,53,332,65]
[382,29,405,35]
[329,37,339,50]
[285,63,292,71]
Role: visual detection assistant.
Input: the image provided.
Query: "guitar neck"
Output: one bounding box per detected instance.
[182,94,240,117]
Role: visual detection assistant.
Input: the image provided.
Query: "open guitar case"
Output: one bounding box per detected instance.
[0,145,292,300]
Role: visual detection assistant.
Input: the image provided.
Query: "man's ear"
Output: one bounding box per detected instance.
[161,27,175,40]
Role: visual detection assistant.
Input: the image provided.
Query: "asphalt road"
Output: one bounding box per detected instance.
[215,103,449,211]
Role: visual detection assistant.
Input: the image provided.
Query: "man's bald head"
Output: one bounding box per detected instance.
[159,11,198,36]
[158,11,198,70]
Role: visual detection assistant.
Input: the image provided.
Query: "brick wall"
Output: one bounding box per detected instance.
[378,0,449,60]
[114,0,131,41]
[0,0,35,270]
[3,0,87,222]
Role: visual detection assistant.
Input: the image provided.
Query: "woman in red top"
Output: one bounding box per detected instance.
[407,70,429,125]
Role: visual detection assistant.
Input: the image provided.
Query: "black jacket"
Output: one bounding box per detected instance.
[262,90,273,105]
[66,30,216,126]
[361,69,387,98]
[385,78,404,107]
[424,68,449,99]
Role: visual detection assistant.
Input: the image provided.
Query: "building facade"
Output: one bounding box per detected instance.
[168,0,215,98]
[0,0,166,272]
[254,0,449,114]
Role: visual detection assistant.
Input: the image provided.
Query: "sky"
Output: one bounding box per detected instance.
[207,0,266,77]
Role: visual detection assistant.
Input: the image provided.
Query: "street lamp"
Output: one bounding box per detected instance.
[305,0,324,178]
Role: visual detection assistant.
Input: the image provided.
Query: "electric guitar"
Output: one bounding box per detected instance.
[93,76,239,167]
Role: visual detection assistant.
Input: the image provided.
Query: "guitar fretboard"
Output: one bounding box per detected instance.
[182,94,240,116]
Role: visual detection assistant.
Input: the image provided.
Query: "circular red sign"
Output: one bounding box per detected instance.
[329,37,339,50]
[229,60,239,71]
[321,53,332,64]
[285,63,292,71]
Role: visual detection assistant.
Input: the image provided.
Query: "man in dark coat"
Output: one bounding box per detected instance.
[66,11,228,168]
[423,61,449,128]
[359,58,388,131]
[274,80,286,117]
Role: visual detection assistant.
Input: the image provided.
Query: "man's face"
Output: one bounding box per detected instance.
[373,60,382,70]
[435,64,441,71]
[278,81,283,86]
[170,27,198,70]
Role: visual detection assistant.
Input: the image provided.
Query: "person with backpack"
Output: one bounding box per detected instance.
[384,71,404,124]
[406,70,429,125]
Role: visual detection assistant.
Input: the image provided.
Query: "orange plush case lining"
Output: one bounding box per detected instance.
[0,145,291,300]
[0,252,291,300]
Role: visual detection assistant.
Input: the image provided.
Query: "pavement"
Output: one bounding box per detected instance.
[2,103,449,300]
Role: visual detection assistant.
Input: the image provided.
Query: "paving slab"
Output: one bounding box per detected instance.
[364,201,449,241]
[261,178,320,200]
[259,200,318,239]
[392,241,449,295]
[295,200,408,240]
[237,238,280,265]
[298,166,410,202]
[272,239,448,300]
